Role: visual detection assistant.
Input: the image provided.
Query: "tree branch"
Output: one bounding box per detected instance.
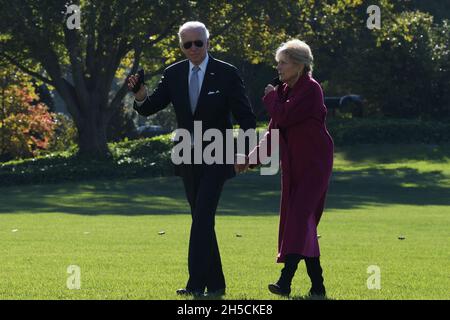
[0,53,55,86]
[99,40,128,111]
[64,27,90,110]
[8,3,83,124]
[141,20,179,50]
[53,78,82,124]
[107,45,143,116]
[210,0,260,40]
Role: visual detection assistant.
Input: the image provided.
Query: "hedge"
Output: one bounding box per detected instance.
[1,119,449,186]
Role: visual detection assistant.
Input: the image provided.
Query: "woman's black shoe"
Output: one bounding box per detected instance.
[176,288,203,297]
[305,257,325,298]
[268,254,302,297]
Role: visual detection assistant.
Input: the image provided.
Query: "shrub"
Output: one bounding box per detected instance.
[0,85,56,162]
[327,118,450,145]
[1,119,449,186]
[0,134,174,186]
[47,113,78,153]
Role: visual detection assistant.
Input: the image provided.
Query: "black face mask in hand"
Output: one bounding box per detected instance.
[131,69,145,93]
[270,76,282,87]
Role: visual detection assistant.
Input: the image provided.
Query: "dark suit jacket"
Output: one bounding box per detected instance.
[133,54,256,180]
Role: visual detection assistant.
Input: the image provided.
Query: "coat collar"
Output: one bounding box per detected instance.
[280,72,311,99]
[188,54,209,72]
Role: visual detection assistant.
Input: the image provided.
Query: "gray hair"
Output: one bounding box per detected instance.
[178,21,210,42]
[276,39,314,74]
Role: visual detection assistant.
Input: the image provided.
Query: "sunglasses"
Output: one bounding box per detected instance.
[183,40,204,49]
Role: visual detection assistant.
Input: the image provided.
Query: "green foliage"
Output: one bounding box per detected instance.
[0,0,191,158]
[110,134,173,173]
[0,0,448,161]
[365,11,450,118]
[327,118,450,145]
[401,0,450,22]
[218,0,449,121]
[305,2,450,120]
[47,113,78,153]
[0,134,174,186]
[2,119,450,186]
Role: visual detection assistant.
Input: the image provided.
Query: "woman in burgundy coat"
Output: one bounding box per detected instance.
[236,39,333,297]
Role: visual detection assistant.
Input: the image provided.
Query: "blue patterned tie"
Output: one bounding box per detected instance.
[189,65,200,114]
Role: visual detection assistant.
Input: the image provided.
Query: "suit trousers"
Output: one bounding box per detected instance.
[182,163,227,292]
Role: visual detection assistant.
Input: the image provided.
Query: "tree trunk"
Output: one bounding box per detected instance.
[75,108,111,160]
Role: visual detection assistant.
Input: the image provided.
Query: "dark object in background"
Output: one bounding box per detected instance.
[324,95,364,117]
[136,125,171,139]
[131,69,145,93]
[268,75,364,117]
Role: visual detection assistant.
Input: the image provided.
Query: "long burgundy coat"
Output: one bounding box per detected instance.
[249,73,334,262]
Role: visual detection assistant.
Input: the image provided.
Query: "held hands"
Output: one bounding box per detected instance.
[127,74,146,101]
[234,154,250,174]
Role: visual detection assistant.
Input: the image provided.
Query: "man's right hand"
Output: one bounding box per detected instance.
[127,74,147,101]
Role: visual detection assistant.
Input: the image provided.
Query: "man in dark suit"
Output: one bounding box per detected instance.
[128,21,256,297]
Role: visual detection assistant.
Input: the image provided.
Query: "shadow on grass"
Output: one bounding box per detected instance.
[325,166,450,210]
[335,144,450,164]
[186,292,334,300]
[221,166,450,214]
[0,166,449,216]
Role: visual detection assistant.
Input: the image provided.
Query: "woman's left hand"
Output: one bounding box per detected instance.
[264,84,276,96]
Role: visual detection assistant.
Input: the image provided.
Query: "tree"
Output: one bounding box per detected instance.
[0,0,188,158]
[0,0,275,158]
[269,0,449,119]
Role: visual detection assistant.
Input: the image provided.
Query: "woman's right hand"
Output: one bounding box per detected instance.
[264,84,276,96]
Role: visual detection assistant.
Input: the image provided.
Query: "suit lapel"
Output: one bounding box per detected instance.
[179,60,191,117]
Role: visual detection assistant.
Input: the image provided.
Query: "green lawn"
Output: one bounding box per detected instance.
[0,144,449,300]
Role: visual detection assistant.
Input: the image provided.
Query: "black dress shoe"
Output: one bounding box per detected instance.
[268,283,291,296]
[308,285,326,297]
[176,288,203,297]
[204,288,226,297]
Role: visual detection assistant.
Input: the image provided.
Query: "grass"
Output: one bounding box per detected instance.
[0,144,449,300]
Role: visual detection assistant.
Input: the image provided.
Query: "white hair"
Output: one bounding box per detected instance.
[276,39,314,73]
[178,21,210,42]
